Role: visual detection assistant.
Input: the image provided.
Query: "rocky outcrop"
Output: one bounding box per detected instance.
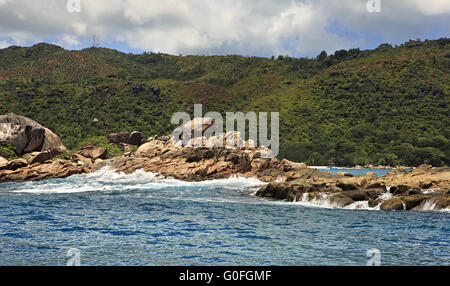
[107,132,131,144]
[6,159,28,171]
[0,156,8,170]
[129,131,144,146]
[171,117,217,148]
[114,135,271,181]
[0,123,29,155]
[27,151,53,164]
[107,131,144,146]
[380,198,405,211]
[76,146,108,160]
[0,113,67,156]
[107,131,144,151]
[0,149,110,183]
[23,127,45,153]
[0,126,449,212]
[255,164,450,211]
[0,158,92,182]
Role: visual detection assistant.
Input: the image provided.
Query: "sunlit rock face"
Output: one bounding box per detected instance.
[0,113,67,156]
[170,117,260,151]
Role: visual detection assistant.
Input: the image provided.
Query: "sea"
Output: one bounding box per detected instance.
[0,166,448,265]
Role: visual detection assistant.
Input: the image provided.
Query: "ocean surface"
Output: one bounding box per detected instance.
[0,167,448,266]
[316,167,409,176]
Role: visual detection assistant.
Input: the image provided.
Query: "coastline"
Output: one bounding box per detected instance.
[1,115,448,212]
[1,134,449,212]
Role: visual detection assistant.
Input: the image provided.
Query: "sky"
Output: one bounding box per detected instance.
[0,0,449,58]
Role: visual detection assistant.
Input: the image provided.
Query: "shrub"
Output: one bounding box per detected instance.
[0,142,18,160]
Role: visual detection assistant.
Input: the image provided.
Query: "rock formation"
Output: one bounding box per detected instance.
[107,131,144,151]
[118,135,283,181]
[0,156,8,170]
[255,164,450,211]
[0,117,448,212]
[0,113,67,156]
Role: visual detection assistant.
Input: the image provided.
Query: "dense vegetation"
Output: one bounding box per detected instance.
[0,38,449,166]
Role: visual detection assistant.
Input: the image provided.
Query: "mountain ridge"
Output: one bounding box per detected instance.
[0,38,448,166]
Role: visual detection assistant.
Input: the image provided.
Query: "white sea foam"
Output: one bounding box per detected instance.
[308,166,329,170]
[10,166,266,194]
[274,189,447,213]
[379,192,393,200]
[284,193,377,210]
[277,193,343,209]
[5,166,448,213]
[90,166,265,187]
[345,201,370,210]
[415,200,438,211]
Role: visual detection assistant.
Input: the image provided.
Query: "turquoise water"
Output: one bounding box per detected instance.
[0,167,448,266]
[324,167,407,176]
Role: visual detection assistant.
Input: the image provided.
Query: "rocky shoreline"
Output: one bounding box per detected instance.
[255,165,450,211]
[1,114,449,212]
[0,134,305,183]
[1,135,449,212]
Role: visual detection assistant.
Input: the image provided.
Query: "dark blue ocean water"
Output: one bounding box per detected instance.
[0,167,448,266]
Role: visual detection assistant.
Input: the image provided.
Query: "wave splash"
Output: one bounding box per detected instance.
[285,193,374,210]
[8,166,266,194]
[275,188,449,212]
[5,166,449,212]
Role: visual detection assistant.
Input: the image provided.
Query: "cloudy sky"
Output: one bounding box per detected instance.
[0,0,449,57]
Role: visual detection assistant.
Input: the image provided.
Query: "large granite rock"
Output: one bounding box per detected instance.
[0,156,8,170]
[7,158,28,171]
[107,132,131,144]
[1,127,449,213]
[129,131,144,146]
[255,164,450,211]
[107,131,144,146]
[27,151,53,165]
[0,113,67,155]
[23,127,45,153]
[76,146,108,160]
[0,124,31,155]
[172,117,216,144]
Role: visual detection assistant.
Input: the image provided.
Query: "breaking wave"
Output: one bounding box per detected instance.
[275,193,377,211]
[5,166,265,194]
[263,188,449,212]
[2,166,448,212]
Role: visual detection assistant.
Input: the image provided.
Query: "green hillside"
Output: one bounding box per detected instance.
[0,38,449,166]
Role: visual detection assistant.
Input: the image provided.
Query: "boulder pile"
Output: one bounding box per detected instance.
[107,131,145,151]
[0,113,68,168]
[1,116,449,212]
[255,164,450,211]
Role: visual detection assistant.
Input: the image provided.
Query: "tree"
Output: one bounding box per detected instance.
[317,50,327,61]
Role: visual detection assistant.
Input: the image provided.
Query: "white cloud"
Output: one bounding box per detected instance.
[0,0,448,57]
[56,34,81,48]
[408,0,450,15]
[0,40,11,49]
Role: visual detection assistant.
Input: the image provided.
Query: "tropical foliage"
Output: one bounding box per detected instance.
[0,38,448,166]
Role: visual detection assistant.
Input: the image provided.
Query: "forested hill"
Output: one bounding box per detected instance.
[0,38,449,166]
